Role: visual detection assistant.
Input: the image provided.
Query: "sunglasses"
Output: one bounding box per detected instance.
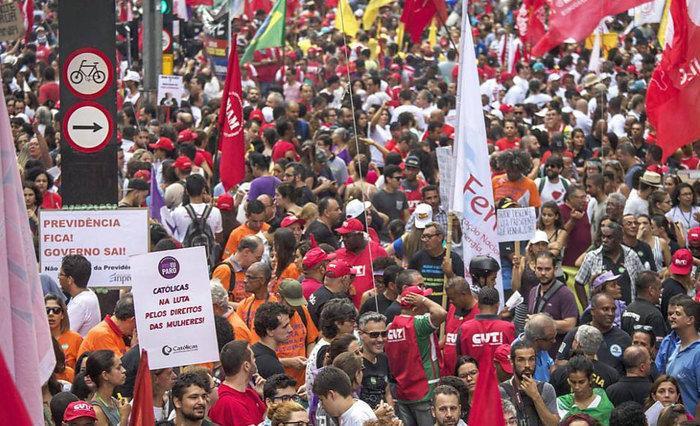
[46,307,62,315]
[361,330,388,339]
[633,324,653,332]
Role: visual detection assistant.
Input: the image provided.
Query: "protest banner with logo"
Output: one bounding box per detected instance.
[157,75,184,107]
[203,10,229,80]
[129,246,218,370]
[0,2,24,42]
[40,209,148,286]
[496,207,537,243]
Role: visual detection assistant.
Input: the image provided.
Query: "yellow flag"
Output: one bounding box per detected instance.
[397,22,405,50]
[428,18,438,48]
[363,0,394,30]
[335,0,359,38]
[584,33,618,58]
[658,0,671,48]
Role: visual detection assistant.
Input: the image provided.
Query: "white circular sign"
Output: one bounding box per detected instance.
[63,102,114,153]
[63,48,113,99]
[162,29,172,52]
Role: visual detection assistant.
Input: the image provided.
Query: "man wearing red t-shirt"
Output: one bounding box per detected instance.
[400,155,428,213]
[209,340,267,426]
[441,277,479,376]
[495,119,521,152]
[334,218,388,308]
[458,287,515,368]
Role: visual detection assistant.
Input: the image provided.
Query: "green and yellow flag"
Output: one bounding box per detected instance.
[240,0,286,64]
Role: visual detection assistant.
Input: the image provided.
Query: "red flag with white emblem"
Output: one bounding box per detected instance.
[218,36,246,191]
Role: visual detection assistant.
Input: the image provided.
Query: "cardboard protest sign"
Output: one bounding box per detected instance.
[130,246,219,370]
[40,209,148,286]
[496,207,537,243]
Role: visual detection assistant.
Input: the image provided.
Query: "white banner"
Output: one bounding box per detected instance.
[40,209,149,287]
[630,0,666,26]
[436,146,454,211]
[130,247,219,370]
[451,10,503,300]
[157,75,185,107]
[497,207,537,243]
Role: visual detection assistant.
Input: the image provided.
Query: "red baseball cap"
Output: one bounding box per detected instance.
[178,128,197,143]
[133,169,151,182]
[688,227,700,246]
[399,286,433,308]
[281,215,306,228]
[325,258,353,278]
[63,401,97,422]
[249,109,264,123]
[336,218,364,234]
[149,136,175,151]
[173,156,193,171]
[216,193,234,211]
[671,248,693,275]
[303,247,333,269]
[494,344,514,374]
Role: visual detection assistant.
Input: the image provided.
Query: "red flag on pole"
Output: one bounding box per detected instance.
[0,351,34,425]
[532,0,652,56]
[217,35,246,191]
[22,0,33,43]
[128,350,155,426]
[400,0,448,43]
[647,0,700,160]
[467,362,506,426]
[516,0,546,46]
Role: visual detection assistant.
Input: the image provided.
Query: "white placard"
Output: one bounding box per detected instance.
[40,209,149,287]
[130,247,219,370]
[157,75,184,107]
[436,146,454,211]
[496,207,537,243]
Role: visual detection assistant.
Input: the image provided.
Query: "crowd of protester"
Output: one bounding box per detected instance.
[9,0,700,425]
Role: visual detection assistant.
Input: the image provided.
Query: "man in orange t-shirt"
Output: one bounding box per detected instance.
[77,294,135,358]
[221,199,270,260]
[276,279,319,386]
[491,149,542,208]
[236,262,278,339]
[212,235,265,303]
[210,280,254,343]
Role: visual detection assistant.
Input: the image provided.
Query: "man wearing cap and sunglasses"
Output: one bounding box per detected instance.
[308,258,355,327]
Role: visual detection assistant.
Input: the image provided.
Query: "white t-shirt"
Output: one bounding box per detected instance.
[623,190,649,216]
[339,400,378,426]
[390,104,427,130]
[171,202,223,242]
[534,177,569,206]
[68,289,102,337]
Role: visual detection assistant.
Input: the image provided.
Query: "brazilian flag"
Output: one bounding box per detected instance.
[240,0,286,64]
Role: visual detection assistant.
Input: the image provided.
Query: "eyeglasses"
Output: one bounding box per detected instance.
[282,422,310,426]
[421,233,441,240]
[458,370,478,379]
[245,274,264,281]
[272,394,301,403]
[361,330,388,339]
[634,324,653,332]
[390,175,403,180]
[46,307,62,315]
[505,416,518,425]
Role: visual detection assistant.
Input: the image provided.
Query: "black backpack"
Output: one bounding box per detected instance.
[183,204,220,269]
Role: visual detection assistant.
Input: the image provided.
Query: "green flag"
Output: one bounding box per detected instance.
[240,0,286,64]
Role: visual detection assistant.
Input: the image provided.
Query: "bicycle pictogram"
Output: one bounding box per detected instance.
[69,60,106,85]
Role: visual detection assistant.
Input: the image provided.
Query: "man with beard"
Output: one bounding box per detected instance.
[575,221,644,306]
[209,340,266,425]
[556,293,631,375]
[527,253,578,359]
[334,218,388,307]
[441,277,479,376]
[358,312,394,410]
[304,197,342,249]
[431,385,466,426]
[534,155,570,206]
[171,372,212,426]
[499,340,560,426]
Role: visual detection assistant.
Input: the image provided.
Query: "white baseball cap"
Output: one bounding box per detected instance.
[345,199,371,219]
[414,203,433,229]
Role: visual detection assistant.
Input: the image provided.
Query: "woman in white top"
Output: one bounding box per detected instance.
[666,182,700,231]
[367,104,392,168]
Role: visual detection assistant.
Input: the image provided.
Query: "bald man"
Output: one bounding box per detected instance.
[604,345,652,406]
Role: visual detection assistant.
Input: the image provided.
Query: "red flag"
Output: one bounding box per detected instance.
[516,0,546,46]
[245,0,272,19]
[647,0,700,160]
[218,36,246,191]
[400,0,448,43]
[0,351,33,425]
[129,350,155,426]
[532,0,651,56]
[186,0,213,6]
[467,361,506,426]
[22,0,33,43]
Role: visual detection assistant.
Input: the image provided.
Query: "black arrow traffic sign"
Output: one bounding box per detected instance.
[72,122,103,132]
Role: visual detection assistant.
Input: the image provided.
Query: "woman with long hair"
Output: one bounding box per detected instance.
[151,368,176,421]
[536,201,568,259]
[455,356,479,421]
[667,182,700,231]
[652,214,684,254]
[270,227,301,295]
[664,175,682,199]
[556,355,613,425]
[637,214,671,270]
[26,167,62,209]
[650,189,674,217]
[45,294,83,370]
[603,160,630,197]
[275,183,303,217]
[86,350,130,426]
[368,104,392,168]
[644,375,683,410]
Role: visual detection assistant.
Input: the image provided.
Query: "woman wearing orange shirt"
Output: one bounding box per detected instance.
[270,228,301,296]
[46,294,83,370]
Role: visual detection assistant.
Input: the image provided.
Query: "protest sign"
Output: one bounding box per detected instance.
[130,246,219,370]
[436,146,454,211]
[0,2,23,42]
[496,207,537,243]
[157,75,184,107]
[40,209,148,286]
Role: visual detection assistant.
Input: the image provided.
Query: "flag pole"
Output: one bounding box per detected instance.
[440,211,454,340]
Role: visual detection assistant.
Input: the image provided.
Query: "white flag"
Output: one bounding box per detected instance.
[451,10,503,299]
[630,0,666,26]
